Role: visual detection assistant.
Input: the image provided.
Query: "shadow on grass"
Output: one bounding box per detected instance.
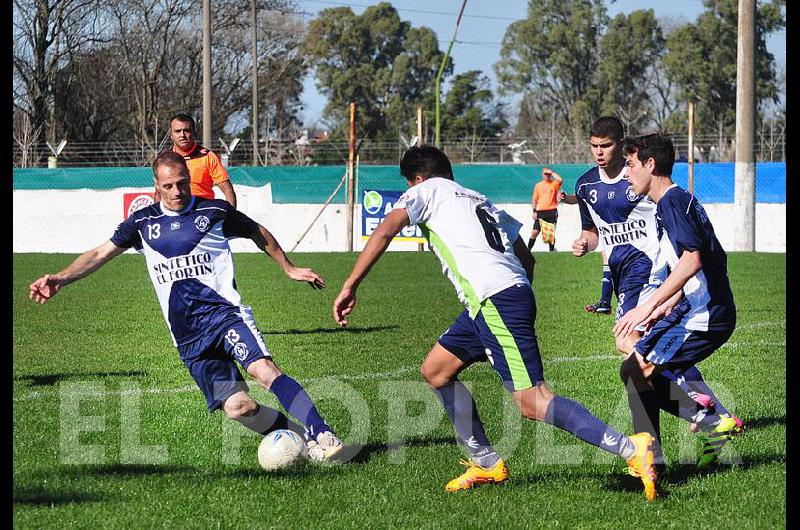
[262,325,399,335]
[331,435,456,465]
[15,370,148,387]
[600,451,786,500]
[741,413,785,431]
[220,462,345,480]
[14,485,106,506]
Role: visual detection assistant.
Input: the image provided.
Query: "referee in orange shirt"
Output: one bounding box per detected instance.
[154,113,237,208]
[528,167,563,252]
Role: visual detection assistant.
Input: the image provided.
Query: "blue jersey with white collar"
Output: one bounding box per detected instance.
[110,197,260,347]
[575,166,664,294]
[655,185,736,332]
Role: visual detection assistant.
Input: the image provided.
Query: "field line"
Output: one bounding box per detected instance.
[736,320,785,331]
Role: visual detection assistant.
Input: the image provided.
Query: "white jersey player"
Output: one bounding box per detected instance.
[333,145,658,500]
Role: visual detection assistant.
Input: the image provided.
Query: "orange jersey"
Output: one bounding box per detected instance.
[173,143,230,199]
[532,179,562,211]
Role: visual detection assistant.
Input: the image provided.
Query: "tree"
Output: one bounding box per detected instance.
[13,0,105,145]
[305,2,449,142]
[664,0,785,136]
[441,70,506,139]
[495,0,608,131]
[592,10,665,134]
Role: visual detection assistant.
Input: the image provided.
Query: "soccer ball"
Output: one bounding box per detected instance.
[257,429,307,471]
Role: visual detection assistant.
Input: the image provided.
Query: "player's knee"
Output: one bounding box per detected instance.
[222,395,258,420]
[419,361,449,389]
[248,359,282,389]
[615,335,636,355]
[516,386,552,421]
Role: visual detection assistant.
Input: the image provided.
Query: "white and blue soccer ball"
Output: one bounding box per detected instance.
[257,429,307,471]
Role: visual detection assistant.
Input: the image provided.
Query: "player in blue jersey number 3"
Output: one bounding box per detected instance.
[29,151,343,462]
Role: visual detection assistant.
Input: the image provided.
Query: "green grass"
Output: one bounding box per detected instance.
[13,251,786,528]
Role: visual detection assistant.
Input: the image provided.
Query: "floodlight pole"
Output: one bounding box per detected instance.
[734,0,756,251]
[203,0,213,148]
[688,100,695,194]
[251,0,259,166]
[347,102,357,252]
[434,0,467,148]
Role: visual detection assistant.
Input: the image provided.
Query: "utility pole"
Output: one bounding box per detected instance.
[688,100,695,194]
[251,0,259,166]
[734,0,756,251]
[346,102,357,252]
[203,0,213,148]
[416,106,425,252]
[417,106,424,146]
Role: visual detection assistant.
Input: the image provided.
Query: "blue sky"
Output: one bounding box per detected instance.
[294,0,786,128]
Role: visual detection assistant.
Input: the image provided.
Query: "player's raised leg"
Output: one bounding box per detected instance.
[247,358,343,461]
[421,333,508,492]
[479,284,657,501]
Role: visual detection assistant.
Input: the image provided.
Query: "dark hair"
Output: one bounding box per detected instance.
[622,133,675,176]
[590,116,624,141]
[169,113,196,132]
[152,150,190,180]
[399,145,453,181]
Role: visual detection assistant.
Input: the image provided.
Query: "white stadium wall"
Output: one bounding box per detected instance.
[13,185,785,253]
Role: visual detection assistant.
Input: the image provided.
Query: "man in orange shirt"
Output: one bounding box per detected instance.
[527,167,562,252]
[154,113,237,208]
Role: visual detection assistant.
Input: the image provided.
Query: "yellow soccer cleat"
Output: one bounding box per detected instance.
[625,433,658,502]
[445,458,510,492]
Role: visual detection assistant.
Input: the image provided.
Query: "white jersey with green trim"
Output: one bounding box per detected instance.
[393,177,528,317]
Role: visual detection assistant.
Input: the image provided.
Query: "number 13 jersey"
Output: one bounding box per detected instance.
[394,177,529,317]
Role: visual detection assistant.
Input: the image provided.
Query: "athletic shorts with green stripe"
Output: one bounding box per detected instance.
[437,283,545,392]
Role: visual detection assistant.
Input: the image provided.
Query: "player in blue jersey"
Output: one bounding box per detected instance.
[571,118,740,469]
[333,145,658,500]
[614,133,743,467]
[29,151,343,462]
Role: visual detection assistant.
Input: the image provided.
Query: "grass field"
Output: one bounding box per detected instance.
[13,251,786,528]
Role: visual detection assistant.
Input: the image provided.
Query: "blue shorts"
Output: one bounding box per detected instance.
[615,283,659,332]
[178,313,271,412]
[437,284,544,392]
[635,310,733,369]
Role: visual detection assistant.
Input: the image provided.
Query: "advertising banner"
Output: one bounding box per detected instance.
[123,192,155,218]
[361,189,426,243]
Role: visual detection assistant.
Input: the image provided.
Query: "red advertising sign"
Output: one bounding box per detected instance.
[123,192,155,218]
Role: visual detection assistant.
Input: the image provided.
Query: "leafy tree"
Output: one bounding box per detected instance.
[495,0,608,131]
[592,9,665,134]
[664,0,785,135]
[441,70,506,140]
[305,2,449,142]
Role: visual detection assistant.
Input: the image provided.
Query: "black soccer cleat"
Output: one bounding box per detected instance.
[584,300,612,314]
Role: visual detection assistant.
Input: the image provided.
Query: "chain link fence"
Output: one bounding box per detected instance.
[12,130,786,168]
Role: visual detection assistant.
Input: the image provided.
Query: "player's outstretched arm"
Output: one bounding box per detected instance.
[29,240,126,304]
[250,224,324,289]
[614,250,703,337]
[572,228,599,257]
[333,208,410,326]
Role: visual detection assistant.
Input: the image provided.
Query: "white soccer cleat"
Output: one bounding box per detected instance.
[306,430,344,462]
